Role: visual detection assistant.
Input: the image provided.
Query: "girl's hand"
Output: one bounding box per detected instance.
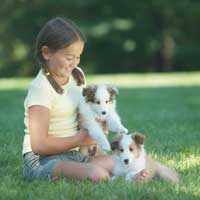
[134,169,150,183]
[78,128,97,146]
[96,118,109,134]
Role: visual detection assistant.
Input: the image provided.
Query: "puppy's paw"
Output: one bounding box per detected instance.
[125,173,134,182]
[100,140,111,151]
[119,127,128,134]
[111,176,117,181]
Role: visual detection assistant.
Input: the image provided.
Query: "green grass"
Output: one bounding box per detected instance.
[0,72,200,200]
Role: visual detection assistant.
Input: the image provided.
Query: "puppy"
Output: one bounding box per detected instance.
[111,132,179,184]
[78,84,128,156]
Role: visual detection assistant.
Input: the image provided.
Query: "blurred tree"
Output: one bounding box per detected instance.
[0,0,199,76]
[154,35,176,72]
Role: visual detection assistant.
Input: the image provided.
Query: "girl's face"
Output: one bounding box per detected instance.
[42,40,84,84]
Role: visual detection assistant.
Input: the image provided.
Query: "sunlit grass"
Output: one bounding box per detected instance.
[87,71,200,88]
[1,71,200,90]
[178,154,200,171]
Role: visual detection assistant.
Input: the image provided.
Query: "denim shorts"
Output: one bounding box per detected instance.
[23,151,90,180]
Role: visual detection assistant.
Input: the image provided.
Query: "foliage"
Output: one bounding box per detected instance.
[0,0,200,76]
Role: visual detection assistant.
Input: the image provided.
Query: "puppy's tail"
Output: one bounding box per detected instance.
[155,161,179,184]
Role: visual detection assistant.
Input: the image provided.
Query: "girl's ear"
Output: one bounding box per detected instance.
[41,46,50,61]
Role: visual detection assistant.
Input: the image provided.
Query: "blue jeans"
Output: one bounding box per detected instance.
[23,151,89,180]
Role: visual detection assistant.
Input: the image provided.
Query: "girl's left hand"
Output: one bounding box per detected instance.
[79,128,97,146]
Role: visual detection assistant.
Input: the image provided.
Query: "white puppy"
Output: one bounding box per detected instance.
[111,132,179,184]
[78,84,128,154]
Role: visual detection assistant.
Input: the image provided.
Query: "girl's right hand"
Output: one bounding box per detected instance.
[134,169,150,183]
[78,128,97,146]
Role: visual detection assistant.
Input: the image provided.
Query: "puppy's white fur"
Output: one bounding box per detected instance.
[112,134,145,181]
[78,84,128,152]
[111,132,179,184]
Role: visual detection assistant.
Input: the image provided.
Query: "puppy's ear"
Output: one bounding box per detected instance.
[82,85,97,102]
[82,86,96,96]
[107,86,119,99]
[111,141,119,151]
[82,87,90,96]
[111,134,122,151]
[132,132,145,145]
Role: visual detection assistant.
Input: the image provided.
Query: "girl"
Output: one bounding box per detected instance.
[22,17,148,181]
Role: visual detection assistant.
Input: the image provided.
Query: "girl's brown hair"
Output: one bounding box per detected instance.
[35,17,86,94]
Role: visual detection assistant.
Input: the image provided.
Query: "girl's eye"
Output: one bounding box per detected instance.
[129,148,133,152]
[66,58,73,61]
[120,148,124,152]
[96,101,100,104]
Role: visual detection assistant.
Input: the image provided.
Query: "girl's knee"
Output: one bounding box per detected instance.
[88,164,110,182]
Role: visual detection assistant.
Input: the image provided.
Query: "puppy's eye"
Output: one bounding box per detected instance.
[96,101,100,104]
[129,148,133,152]
[120,148,124,152]
[105,100,109,104]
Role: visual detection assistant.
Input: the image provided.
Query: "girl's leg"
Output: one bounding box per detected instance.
[52,160,110,182]
[52,155,149,182]
[90,155,114,176]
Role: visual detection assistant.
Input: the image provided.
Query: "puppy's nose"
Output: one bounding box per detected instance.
[102,111,107,115]
[124,159,129,165]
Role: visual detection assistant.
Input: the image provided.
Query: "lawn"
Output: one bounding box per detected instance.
[0,72,200,200]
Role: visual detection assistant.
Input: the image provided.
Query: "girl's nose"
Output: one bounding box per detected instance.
[70,59,76,67]
[70,61,77,68]
[72,58,79,67]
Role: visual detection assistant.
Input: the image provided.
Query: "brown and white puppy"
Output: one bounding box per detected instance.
[78,84,128,156]
[111,132,179,184]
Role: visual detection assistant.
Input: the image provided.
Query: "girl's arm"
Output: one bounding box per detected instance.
[29,105,96,155]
